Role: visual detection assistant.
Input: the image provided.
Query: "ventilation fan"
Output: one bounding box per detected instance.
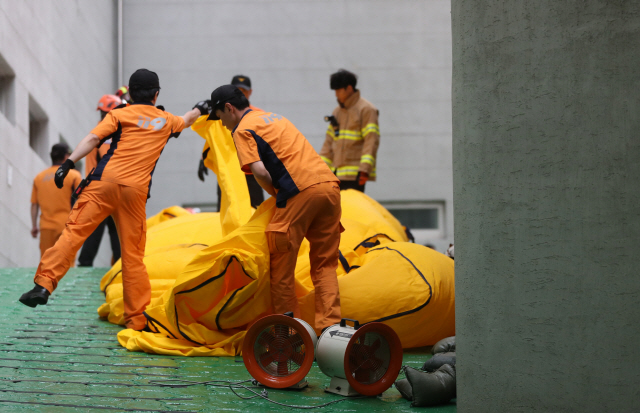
[242,313,317,389]
[316,319,403,396]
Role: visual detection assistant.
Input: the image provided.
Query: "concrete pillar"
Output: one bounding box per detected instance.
[452,2,640,412]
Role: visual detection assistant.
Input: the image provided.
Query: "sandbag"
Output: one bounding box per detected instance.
[432,335,456,354]
[422,352,456,372]
[395,378,413,401]
[404,364,456,407]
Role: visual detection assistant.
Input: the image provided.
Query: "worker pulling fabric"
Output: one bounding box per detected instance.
[198,74,265,211]
[209,84,343,331]
[77,94,123,267]
[18,68,207,331]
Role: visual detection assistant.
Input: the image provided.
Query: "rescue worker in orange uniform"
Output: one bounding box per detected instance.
[320,69,380,192]
[198,75,265,211]
[210,84,342,331]
[77,94,122,266]
[19,69,207,331]
[31,143,83,258]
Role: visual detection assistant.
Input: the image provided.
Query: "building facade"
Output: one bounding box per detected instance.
[0,0,453,267]
[0,1,117,267]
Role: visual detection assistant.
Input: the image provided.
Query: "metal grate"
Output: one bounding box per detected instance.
[254,324,306,377]
[348,332,391,384]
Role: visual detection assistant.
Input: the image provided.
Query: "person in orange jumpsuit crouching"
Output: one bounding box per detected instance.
[19,69,209,331]
[209,84,343,331]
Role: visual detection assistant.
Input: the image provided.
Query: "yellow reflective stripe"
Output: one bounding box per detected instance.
[321,156,333,168]
[360,154,375,166]
[336,166,360,177]
[361,123,379,136]
[336,171,359,177]
[326,125,336,140]
[336,129,363,141]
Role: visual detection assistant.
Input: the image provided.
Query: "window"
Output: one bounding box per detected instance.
[0,54,15,125]
[379,201,445,243]
[29,95,49,162]
[386,207,439,229]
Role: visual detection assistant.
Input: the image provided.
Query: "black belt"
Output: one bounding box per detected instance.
[72,168,94,202]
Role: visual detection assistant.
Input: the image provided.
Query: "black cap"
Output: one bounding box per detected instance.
[51,142,71,155]
[50,142,71,162]
[208,85,244,120]
[231,75,251,90]
[128,69,160,90]
[330,69,357,90]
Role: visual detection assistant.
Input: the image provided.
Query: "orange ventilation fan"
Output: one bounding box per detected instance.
[242,313,317,389]
[316,319,403,396]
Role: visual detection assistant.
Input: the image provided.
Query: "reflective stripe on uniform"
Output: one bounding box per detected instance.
[361,123,379,136]
[336,165,377,178]
[321,156,333,168]
[360,154,375,166]
[336,166,360,177]
[335,129,363,141]
[326,125,336,139]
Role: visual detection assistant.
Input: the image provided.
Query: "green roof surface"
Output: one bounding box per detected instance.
[0,267,456,412]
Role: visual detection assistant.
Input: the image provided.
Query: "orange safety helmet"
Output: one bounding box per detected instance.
[97,94,122,112]
[115,85,129,98]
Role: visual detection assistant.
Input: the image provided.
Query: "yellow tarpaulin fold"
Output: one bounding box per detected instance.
[98,117,455,356]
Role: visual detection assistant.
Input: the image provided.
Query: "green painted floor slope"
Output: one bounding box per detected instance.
[0,267,456,412]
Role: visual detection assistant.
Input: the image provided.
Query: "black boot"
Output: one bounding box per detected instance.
[19,284,50,308]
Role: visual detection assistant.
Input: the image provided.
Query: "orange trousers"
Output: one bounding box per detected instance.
[40,229,62,257]
[34,180,150,330]
[40,229,75,268]
[266,181,342,330]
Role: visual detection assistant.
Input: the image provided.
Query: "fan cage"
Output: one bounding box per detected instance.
[347,331,390,384]
[242,314,315,389]
[254,323,307,377]
[343,322,403,396]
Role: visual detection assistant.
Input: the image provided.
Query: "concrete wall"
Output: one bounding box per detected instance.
[0,1,118,267]
[452,2,640,412]
[122,0,454,252]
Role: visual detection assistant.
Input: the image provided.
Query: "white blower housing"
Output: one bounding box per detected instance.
[316,318,403,396]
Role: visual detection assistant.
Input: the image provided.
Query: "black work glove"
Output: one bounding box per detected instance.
[54,159,75,189]
[193,100,211,116]
[198,159,208,182]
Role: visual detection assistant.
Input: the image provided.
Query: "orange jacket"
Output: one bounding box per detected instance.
[233,109,337,207]
[89,103,185,194]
